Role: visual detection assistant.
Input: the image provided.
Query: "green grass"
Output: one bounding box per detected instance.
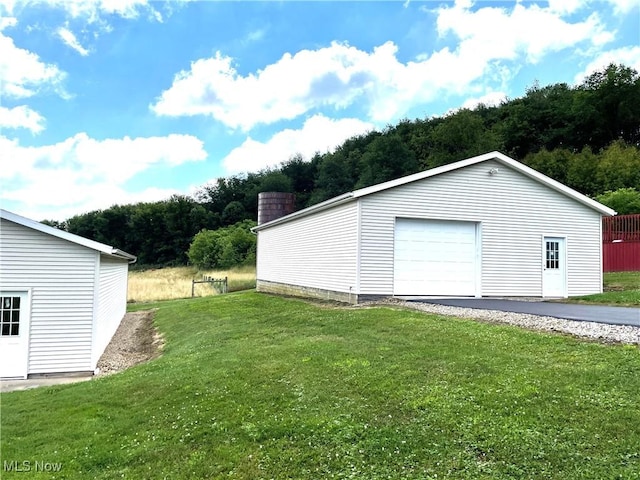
[604,271,640,292]
[2,293,640,479]
[567,271,640,306]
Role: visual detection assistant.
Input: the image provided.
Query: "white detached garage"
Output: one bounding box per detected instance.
[254,152,616,304]
[0,209,136,379]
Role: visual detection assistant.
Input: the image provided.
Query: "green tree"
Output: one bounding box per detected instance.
[187,220,257,269]
[565,147,601,196]
[195,175,250,216]
[279,153,320,209]
[219,224,257,268]
[40,219,68,230]
[595,140,640,192]
[222,201,247,225]
[523,148,574,186]
[428,109,503,166]
[575,64,640,150]
[310,151,359,204]
[596,188,640,215]
[356,133,419,188]
[499,83,575,157]
[187,229,224,269]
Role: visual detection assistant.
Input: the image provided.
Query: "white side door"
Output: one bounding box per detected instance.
[0,292,30,379]
[542,237,567,297]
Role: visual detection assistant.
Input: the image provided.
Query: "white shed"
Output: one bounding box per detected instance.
[254,152,616,304]
[0,209,136,379]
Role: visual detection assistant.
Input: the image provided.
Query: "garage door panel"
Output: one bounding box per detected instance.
[394,219,478,296]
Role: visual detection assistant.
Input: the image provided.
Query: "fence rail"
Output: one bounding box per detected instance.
[192,276,228,297]
[603,214,640,243]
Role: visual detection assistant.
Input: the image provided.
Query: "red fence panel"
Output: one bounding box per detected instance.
[603,214,640,272]
[603,242,640,272]
[603,214,640,242]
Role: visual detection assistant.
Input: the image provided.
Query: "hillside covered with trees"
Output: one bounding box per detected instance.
[45,64,640,267]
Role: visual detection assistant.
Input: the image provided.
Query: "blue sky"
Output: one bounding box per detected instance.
[1,0,639,221]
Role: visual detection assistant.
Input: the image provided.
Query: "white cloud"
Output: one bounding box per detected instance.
[550,0,640,14]
[151,44,377,130]
[3,0,161,22]
[574,46,640,83]
[244,28,266,44]
[547,0,585,15]
[435,1,612,64]
[150,40,473,130]
[74,0,159,20]
[0,133,207,220]
[152,2,612,131]
[57,27,89,56]
[0,105,46,133]
[0,18,66,98]
[222,114,374,174]
[0,14,16,28]
[604,0,639,14]
[461,91,507,111]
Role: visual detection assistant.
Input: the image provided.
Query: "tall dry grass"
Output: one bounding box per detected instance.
[128,265,256,303]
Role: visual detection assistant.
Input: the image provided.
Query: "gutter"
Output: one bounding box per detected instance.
[110,249,138,264]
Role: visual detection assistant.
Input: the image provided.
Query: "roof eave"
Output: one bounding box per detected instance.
[490,156,617,216]
[251,151,616,231]
[352,151,507,199]
[0,209,140,257]
[252,192,354,232]
[107,249,138,263]
[353,151,616,216]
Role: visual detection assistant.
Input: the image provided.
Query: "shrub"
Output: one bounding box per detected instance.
[188,220,256,269]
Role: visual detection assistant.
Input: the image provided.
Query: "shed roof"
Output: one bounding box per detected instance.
[0,209,137,263]
[253,151,616,232]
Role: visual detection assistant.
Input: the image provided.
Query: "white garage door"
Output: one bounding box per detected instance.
[394,219,478,296]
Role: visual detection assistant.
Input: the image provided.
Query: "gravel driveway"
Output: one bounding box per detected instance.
[372,298,640,345]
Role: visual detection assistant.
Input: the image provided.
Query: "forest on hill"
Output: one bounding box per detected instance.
[45,64,640,266]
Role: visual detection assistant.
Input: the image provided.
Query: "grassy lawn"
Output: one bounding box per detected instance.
[604,271,640,291]
[2,292,640,479]
[127,265,256,303]
[567,271,640,306]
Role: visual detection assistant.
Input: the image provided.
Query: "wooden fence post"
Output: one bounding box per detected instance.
[192,276,229,296]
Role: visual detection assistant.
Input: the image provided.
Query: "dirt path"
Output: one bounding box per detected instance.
[96,310,164,376]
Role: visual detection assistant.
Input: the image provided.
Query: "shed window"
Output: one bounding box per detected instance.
[0,296,20,336]
[545,241,560,270]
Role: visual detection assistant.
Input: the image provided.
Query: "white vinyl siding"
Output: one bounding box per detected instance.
[0,219,97,374]
[257,202,358,293]
[359,160,602,297]
[93,255,128,368]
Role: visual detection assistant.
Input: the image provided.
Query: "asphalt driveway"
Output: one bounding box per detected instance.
[408,299,640,327]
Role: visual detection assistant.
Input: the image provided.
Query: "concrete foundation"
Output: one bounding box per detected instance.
[256,279,386,304]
